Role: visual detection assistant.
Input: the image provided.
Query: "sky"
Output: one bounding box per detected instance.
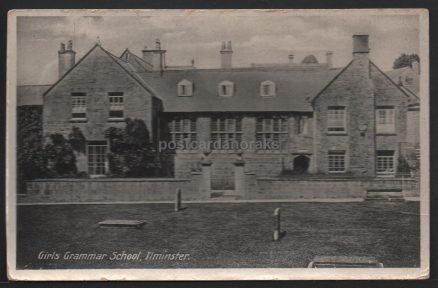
[17,12,420,85]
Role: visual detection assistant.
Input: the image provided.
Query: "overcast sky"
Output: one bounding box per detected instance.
[17,13,420,85]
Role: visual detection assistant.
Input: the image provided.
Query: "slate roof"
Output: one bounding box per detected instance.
[17,85,51,106]
[137,67,341,112]
[385,66,419,95]
[120,49,153,72]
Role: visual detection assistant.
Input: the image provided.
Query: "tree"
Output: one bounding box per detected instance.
[301,54,319,64]
[68,126,86,154]
[42,127,86,178]
[17,106,47,192]
[392,53,420,69]
[105,118,160,177]
[43,133,78,177]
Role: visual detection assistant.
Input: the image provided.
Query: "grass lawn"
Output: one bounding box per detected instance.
[17,201,420,269]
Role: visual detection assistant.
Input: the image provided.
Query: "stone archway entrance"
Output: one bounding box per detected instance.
[293,155,310,174]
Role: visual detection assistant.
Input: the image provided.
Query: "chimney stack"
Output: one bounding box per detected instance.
[326,51,333,68]
[220,40,233,69]
[412,60,419,74]
[288,53,295,65]
[352,34,370,54]
[142,39,166,72]
[58,40,76,78]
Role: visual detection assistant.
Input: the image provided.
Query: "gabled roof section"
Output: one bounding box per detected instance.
[43,43,100,97]
[43,44,161,101]
[120,49,153,72]
[369,60,418,101]
[99,46,161,100]
[310,60,353,104]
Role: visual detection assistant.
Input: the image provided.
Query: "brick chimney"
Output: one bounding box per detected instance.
[326,51,333,68]
[412,60,419,74]
[142,39,166,72]
[288,53,295,65]
[353,34,370,55]
[58,40,76,78]
[220,41,233,69]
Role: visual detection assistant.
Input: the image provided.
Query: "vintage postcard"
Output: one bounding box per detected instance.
[6,9,429,280]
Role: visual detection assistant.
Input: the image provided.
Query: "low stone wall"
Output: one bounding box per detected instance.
[23,174,205,203]
[250,177,419,199]
[21,174,420,203]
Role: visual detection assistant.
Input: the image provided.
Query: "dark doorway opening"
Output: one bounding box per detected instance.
[293,155,310,174]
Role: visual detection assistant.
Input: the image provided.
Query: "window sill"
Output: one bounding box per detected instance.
[377,173,395,177]
[328,171,346,174]
[175,150,199,154]
[108,118,125,122]
[255,150,286,154]
[326,132,347,136]
[211,149,243,153]
[376,133,397,136]
[70,118,88,123]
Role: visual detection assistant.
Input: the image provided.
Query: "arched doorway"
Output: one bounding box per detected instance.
[293,155,310,174]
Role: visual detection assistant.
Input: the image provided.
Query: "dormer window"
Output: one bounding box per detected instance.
[260,80,276,97]
[218,80,234,97]
[177,79,193,96]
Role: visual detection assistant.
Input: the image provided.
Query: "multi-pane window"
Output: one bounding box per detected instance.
[108,92,124,119]
[376,107,395,134]
[327,106,346,133]
[71,92,87,120]
[377,150,395,176]
[256,116,288,150]
[296,115,309,135]
[211,117,242,150]
[328,151,346,173]
[168,116,197,150]
[87,141,107,176]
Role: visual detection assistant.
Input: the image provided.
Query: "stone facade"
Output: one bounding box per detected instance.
[37,34,419,193]
[43,45,162,175]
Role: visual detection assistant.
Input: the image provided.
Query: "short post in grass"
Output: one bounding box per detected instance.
[175,188,182,212]
[273,208,281,241]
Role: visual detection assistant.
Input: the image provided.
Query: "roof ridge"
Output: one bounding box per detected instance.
[310,60,354,103]
[43,44,100,97]
[369,60,414,100]
[99,45,163,101]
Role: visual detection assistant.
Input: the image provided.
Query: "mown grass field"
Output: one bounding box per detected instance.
[17,201,420,269]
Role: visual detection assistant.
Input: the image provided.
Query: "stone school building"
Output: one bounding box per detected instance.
[18,34,420,199]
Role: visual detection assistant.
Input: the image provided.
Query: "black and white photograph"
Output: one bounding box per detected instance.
[6,9,429,280]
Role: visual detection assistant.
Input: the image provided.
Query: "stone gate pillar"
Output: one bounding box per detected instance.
[200,151,212,197]
[234,151,245,198]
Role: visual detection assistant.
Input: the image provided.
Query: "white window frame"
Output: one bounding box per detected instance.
[108,92,124,121]
[376,107,395,134]
[71,92,87,121]
[327,106,346,134]
[260,80,276,97]
[328,150,346,173]
[255,116,288,150]
[376,150,395,177]
[211,116,242,150]
[296,115,309,135]
[218,80,234,97]
[169,116,197,150]
[177,79,193,97]
[87,141,108,177]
